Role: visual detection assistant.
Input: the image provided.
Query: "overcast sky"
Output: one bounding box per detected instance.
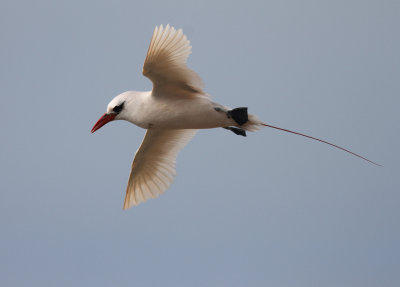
[1,0,399,286]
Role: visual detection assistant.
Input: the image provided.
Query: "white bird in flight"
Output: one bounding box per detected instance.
[92,25,379,209]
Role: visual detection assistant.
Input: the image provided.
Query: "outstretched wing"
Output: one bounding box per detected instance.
[142,24,204,95]
[124,129,197,209]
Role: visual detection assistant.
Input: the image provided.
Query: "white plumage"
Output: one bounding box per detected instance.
[143,25,204,94]
[92,25,263,209]
[124,129,197,208]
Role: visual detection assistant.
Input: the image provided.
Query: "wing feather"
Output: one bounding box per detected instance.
[142,24,204,95]
[123,129,197,209]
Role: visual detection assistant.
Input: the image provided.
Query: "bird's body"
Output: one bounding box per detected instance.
[92,24,379,210]
[110,91,246,130]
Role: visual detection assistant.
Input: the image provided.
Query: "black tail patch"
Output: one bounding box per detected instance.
[224,127,247,137]
[228,107,248,126]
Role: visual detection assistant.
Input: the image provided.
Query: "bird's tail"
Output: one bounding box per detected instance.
[259,122,381,166]
[230,107,380,166]
[229,107,264,132]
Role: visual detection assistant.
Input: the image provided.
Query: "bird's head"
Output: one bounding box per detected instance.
[91,93,129,133]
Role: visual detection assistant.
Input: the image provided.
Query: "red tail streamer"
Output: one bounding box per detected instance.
[262,123,381,166]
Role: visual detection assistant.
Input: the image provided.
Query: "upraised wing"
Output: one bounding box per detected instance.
[124,129,197,209]
[142,24,204,95]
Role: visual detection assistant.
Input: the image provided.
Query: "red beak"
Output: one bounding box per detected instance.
[91,113,116,133]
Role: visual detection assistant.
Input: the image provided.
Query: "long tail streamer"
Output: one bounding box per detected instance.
[262,123,381,166]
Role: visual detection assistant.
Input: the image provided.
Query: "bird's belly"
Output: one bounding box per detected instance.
[146,99,232,129]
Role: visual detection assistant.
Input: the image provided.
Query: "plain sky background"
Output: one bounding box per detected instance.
[1,0,399,286]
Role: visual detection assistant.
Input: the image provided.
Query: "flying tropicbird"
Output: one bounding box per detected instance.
[91,24,379,209]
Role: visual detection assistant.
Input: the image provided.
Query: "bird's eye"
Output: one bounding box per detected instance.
[113,102,124,114]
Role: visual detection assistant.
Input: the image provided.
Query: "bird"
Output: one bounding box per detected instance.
[91,24,380,209]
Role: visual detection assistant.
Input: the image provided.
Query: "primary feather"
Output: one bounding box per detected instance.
[124,129,197,209]
[143,24,204,94]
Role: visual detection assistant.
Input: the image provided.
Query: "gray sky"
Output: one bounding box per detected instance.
[1,0,399,286]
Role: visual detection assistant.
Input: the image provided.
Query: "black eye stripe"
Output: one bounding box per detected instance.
[113,102,124,114]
